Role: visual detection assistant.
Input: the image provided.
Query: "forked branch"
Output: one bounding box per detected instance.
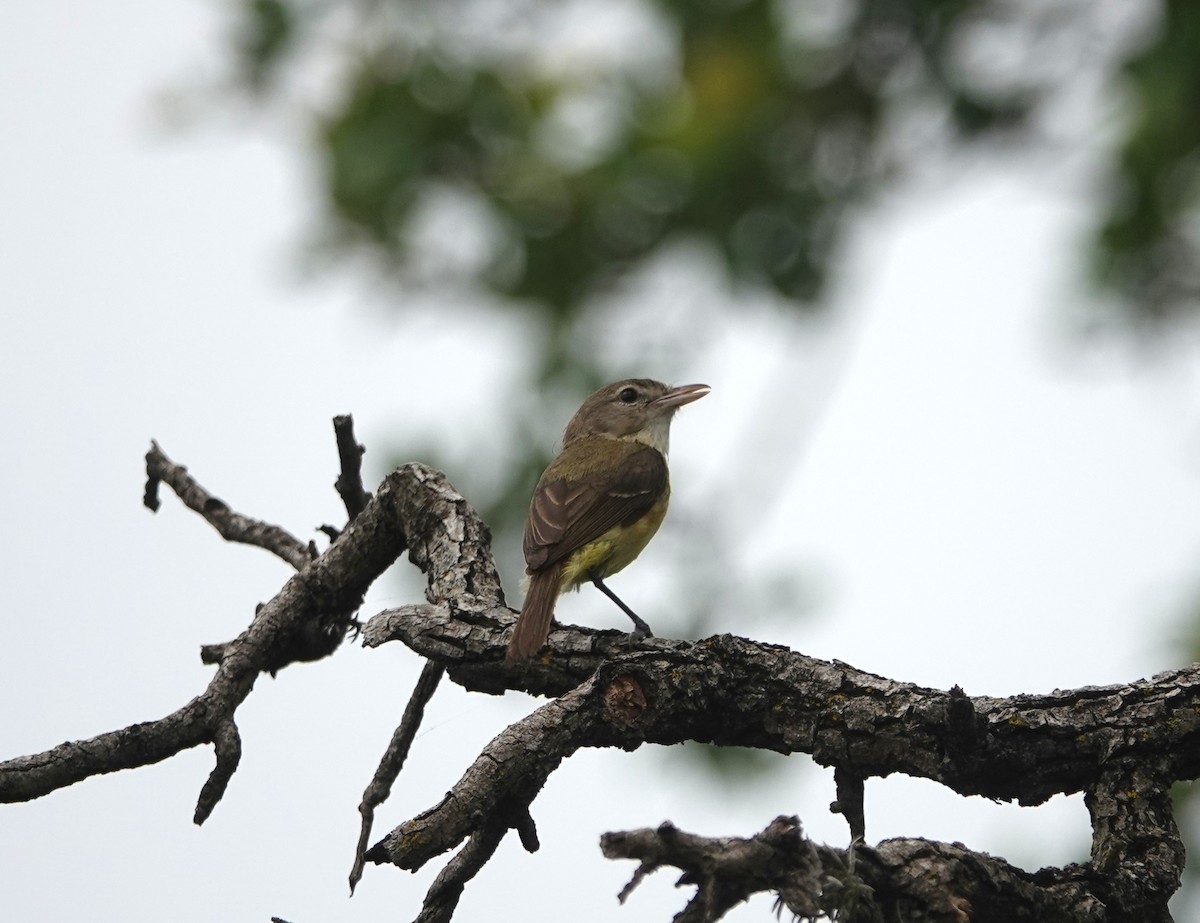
[358,484,1199,921]
[0,440,419,818]
[5,441,1197,921]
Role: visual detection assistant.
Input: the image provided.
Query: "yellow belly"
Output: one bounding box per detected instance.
[559,489,670,592]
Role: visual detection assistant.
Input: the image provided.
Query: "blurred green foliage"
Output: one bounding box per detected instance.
[234,0,294,90]
[223,0,1200,332]
[1096,0,1200,321]
[221,0,1054,574]
[233,0,1044,321]
[217,0,1182,581]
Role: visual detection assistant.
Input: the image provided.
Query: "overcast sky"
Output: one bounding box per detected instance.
[4,2,1200,922]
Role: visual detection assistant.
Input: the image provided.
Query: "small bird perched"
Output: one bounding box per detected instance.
[505,378,710,663]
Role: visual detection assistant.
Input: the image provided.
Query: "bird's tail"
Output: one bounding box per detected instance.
[506,564,563,663]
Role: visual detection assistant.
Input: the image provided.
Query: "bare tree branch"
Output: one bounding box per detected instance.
[0,456,429,813]
[363,670,608,872]
[197,718,242,824]
[349,660,446,894]
[10,444,1199,920]
[364,603,1200,807]
[361,601,646,697]
[345,463,513,917]
[144,440,311,570]
[332,414,371,522]
[832,765,866,842]
[362,575,1199,917]
[601,817,1107,923]
[413,817,510,923]
[1087,761,1184,920]
[601,816,829,921]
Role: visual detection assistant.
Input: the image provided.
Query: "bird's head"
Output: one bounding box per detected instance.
[562,379,710,454]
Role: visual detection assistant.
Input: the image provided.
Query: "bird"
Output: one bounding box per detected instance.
[505,378,710,663]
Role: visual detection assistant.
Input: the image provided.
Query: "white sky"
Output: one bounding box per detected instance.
[3,2,1199,921]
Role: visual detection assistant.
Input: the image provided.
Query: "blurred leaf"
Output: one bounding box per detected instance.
[227,0,1048,325]
[1095,0,1200,323]
[217,0,1200,331]
[233,0,294,92]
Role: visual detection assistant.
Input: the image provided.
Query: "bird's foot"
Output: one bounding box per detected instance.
[626,616,654,642]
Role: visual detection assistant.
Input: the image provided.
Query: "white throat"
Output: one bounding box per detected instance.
[630,414,671,455]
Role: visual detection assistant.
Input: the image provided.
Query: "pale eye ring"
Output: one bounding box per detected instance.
[618,386,638,404]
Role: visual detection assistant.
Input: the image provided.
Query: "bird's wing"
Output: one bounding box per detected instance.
[523,441,667,572]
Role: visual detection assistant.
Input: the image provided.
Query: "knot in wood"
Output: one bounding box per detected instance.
[604,673,648,724]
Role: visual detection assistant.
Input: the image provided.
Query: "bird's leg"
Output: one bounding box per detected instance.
[590,573,654,640]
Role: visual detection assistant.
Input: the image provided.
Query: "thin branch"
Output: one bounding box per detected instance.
[333,414,372,521]
[196,718,242,824]
[144,440,311,570]
[600,818,1102,923]
[601,817,828,922]
[349,660,446,894]
[363,673,609,872]
[0,463,424,813]
[514,807,540,853]
[831,766,866,842]
[343,455,508,890]
[414,818,510,923]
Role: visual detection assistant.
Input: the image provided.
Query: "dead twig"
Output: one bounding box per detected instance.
[144,440,311,570]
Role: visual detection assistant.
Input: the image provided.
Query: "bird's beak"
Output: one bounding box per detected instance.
[654,383,711,410]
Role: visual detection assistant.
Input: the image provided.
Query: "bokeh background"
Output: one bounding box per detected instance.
[5,0,1200,920]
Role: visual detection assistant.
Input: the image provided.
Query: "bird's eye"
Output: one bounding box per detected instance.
[618,387,638,404]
